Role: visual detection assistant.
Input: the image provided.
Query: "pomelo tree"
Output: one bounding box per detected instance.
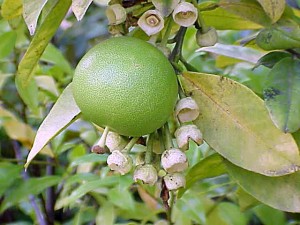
[1,0,300,224]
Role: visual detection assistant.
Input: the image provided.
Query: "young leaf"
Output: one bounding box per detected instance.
[72,0,93,21]
[16,0,71,98]
[225,159,300,212]
[0,176,61,213]
[196,43,264,64]
[0,0,22,19]
[256,0,285,23]
[263,57,300,133]
[178,154,227,198]
[23,0,48,35]
[179,72,300,176]
[25,84,81,169]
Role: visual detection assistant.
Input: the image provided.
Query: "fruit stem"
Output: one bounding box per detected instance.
[122,137,139,153]
[145,133,154,164]
[161,17,174,47]
[164,123,173,150]
[169,27,187,64]
[92,126,110,153]
[179,55,198,72]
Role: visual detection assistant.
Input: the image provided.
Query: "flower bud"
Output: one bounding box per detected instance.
[107,150,132,175]
[133,164,158,185]
[161,148,188,173]
[164,173,186,190]
[172,2,198,27]
[106,131,128,152]
[138,10,164,36]
[152,0,180,17]
[175,97,200,123]
[175,124,203,150]
[106,4,127,25]
[196,27,218,47]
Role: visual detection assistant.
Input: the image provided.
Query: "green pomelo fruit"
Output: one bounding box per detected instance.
[72,36,178,137]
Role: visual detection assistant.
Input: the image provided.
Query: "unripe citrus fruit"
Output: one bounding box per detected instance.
[72,36,178,137]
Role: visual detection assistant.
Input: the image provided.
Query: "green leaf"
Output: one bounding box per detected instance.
[41,44,73,74]
[55,176,119,209]
[253,204,286,225]
[0,0,22,19]
[263,57,300,133]
[197,43,264,64]
[0,31,17,60]
[23,0,48,35]
[254,51,291,69]
[0,163,22,196]
[70,153,107,167]
[107,187,135,212]
[180,72,300,176]
[200,2,262,30]
[96,202,115,225]
[71,0,93,21]
[256,0,285,23]
[236,188,260,211]
[35,75,59,97]
[25,84,81,169]
[225,159,300,212]
[219,0,272,26]
[178,154,227,198]
[0,176,61,212]
[16,0,71,95]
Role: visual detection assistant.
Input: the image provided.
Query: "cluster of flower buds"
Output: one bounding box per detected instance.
[105,0,199,36]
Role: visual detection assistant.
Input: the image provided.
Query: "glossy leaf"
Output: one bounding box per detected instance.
[257,0,285,23]
[23,0,48,35]
[199,2,261,30]
[0,0,22,19]
[264,57,300,133]
[0,31,17,60]
[0,176,61,212]
[226,160,300,212]
[72,0,93,21]
[219,0,272,26]
[178,154,227,197]
[25,84,81,168]
[180,72,300,176]
[55,176,119,209]
[16,0,71,95]
[197,43,264,64]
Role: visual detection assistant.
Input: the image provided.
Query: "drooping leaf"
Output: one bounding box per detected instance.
[0,176,61,212]
[256,0,285,23]
[197,43,264,64]
[72,0,93,21]
[0,0,22,19]
[254,51,291,69]
[199,2,262,30]
[225,160,300,212]
[16,0,71,101]
[219,0,272,26]
[178,154,227,197]
[55,176,119,209]
[0,31,17,60]
[263,57,300,133]
[179,72,300,176]
[23,0,48,35]
[25,84,81,168]
[152,0,180,17]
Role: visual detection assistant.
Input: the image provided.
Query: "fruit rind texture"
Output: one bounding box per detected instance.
[72,36,178,137]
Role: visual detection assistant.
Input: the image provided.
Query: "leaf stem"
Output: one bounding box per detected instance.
[161,17,174,47]
[169,27,187,64]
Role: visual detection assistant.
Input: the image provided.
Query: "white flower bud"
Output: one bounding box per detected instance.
[152,0,180,17]
[133,164,158,185]
[106,131,128,152]
[164,173,186,190]
[161,148,188,173]
[172,2,198,27]
[196,27,218,47]
[107,150,132,175]
[175,97,199,123]
[106,4,127,25]
[175,125,203,150]
[138,10,164,36]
